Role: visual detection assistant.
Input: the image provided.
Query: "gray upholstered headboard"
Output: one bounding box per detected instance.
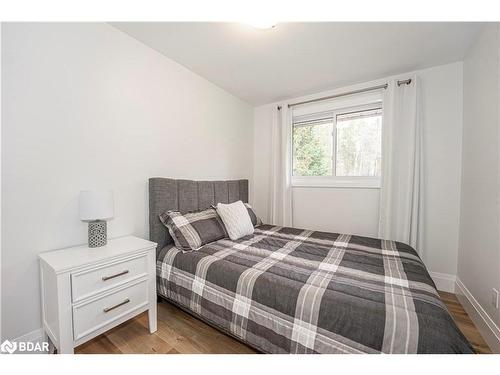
[149,178,249,249]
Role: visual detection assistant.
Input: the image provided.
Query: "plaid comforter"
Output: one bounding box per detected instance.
[156,225,473,353]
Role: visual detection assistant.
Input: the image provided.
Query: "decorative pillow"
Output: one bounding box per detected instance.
[159,208,227,251]
[243,203,263,227]
[216,200,254,241]
[211,202,262,227]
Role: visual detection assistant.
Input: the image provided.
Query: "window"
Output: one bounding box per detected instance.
[292,104,382,188]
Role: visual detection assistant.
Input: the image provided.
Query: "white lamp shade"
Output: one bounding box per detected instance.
[79,190,114,221]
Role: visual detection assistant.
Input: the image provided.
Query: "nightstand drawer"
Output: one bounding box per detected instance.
[71,254,148,302]
[73,279,149,341]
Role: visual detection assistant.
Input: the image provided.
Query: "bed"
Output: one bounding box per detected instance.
[150,177,473,354]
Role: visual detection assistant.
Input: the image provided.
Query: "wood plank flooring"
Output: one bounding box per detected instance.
[438,291,492,354]
[75,292,491,354]
[76,301,256,354]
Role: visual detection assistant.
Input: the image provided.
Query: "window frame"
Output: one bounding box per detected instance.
[291,102,383,189]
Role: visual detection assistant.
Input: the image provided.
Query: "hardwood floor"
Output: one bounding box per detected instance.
[438,291,492,354]
[76,292,491,354]
[76,301,256,354]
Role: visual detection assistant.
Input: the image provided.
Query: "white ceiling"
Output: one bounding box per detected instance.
[111,22,482,105]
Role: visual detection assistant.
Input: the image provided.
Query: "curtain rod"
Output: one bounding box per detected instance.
[278,79,412,110]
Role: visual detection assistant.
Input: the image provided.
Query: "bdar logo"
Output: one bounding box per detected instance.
[1,340,17,354]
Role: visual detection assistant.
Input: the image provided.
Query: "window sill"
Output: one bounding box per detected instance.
[292,177,381,189]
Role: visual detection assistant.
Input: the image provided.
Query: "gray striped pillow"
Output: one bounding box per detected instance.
[244,203,262,227]
[159,208,227,251]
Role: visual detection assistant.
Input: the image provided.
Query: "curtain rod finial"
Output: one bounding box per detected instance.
[397,78,412,87]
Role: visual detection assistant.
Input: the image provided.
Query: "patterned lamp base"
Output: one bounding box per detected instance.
[88,220,107,248]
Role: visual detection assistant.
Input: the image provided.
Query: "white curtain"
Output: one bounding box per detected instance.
[378,75,424,254]
[269,104,293,226]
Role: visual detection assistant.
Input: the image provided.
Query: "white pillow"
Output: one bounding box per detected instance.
[216,200,254,240]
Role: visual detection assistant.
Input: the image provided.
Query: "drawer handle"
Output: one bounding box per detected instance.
[102,270,129,281]
[103,298,130,313]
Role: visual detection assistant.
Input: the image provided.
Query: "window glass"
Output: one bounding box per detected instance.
[335,109,382,177]
[292,118,333,176]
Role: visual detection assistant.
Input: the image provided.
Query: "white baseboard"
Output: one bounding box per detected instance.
[455,277,500,353]
[7,328,48,354]
[429,272,456,293]
[14,328,44,344]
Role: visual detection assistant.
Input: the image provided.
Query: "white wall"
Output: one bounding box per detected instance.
[458,24,500,330]
[292,188,380,236]
[419,63,464,276]
[253,62,464,275]
[1,23,253,340]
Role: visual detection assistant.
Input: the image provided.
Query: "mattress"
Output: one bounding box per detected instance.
[156,224,473,353]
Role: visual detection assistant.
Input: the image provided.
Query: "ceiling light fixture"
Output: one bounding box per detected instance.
[245,21,277,30]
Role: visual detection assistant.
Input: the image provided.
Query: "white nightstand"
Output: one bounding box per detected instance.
[39,236,158,354]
